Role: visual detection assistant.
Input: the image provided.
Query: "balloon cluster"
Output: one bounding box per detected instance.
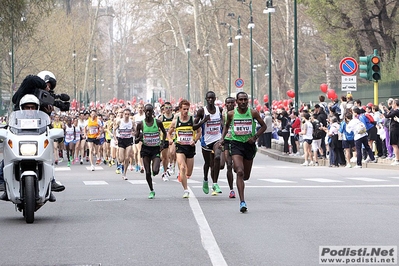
[320,83,338,100]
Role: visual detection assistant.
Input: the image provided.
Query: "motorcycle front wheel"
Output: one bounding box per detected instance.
[24,175,35,223]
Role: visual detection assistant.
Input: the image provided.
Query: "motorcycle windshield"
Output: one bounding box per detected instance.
[8,110,50,135]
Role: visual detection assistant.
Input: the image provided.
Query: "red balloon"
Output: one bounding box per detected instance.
[263,94,269,103]
[320,83,328,93]
[254,99,259,105]
[256,104,262,112]
[327,89,336,100]
[286,90,295,98]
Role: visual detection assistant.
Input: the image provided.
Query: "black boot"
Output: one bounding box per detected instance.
[49,192,56,202]
[51,180,65,192]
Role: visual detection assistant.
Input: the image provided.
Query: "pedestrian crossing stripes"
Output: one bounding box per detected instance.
[347,177,388,182]
[303,178,344,183]
[85,166,104,171]
[172,179,202,184]
[83,181,108,185]
[259,179,296,183]
[55,167,71,171]
[127,180,154,185]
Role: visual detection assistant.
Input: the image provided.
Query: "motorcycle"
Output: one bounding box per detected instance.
[0,109,64,223]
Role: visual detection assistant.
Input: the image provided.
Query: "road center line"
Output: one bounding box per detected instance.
[187,187,227,266]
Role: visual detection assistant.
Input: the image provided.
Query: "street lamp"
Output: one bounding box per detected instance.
[248,0,255,108]
[235,16,243,83]
[92,49,97,104]
[204,48,210,99]
[227,26,234,97]
[264,0,275,109]
[294,0,299,111]
[185,40,191,101]
[72,50,76,102]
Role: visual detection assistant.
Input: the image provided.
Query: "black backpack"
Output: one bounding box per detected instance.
[312,121,323,140]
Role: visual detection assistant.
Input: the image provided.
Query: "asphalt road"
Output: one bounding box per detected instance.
[0,145,398,266]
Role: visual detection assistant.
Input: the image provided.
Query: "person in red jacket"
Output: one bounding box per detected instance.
[290,111,301,155]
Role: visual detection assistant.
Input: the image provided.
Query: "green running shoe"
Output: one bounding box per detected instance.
[202,181,209,194]
[67,161,71,167]
[148,191,155,199]
[213,183,222,193]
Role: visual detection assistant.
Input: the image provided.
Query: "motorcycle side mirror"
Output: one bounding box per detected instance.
[0,128,7,140]
[49,128,64,140]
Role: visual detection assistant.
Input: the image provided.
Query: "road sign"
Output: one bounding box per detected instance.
[339,57,358,76]
[341,75,357,91]
[235,78,244,88]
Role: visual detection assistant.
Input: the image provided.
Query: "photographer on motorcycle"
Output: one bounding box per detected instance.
[0,71,66,200]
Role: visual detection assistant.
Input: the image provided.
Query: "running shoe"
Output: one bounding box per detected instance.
[59,158,63,163]
[122,176,128,180]
[345,164,352,168]
[116,164,122,174]
[202,181,209,194]
[121,165,125,174]
[391,160,399,166]
[177,173,181,182]
[96,159,101,165]
[301,161,309,166]
[229,190,236,198]
[148,191,155,199]
[162,173,169,182]
[140,167,144,173]
[67,161,71,167]
[211,190,218,196]
[183,190,190,198]
[129,164,133,171]
[54,160,58,165]
[354,165,362,168]
[80,159,83,165]
[135,164,140,172]
[91,164,95,171]
[86,156,89,162]
[212,184,222,194]
[103,159,107,165]
[74,158,79,164]
[240,201,247,213]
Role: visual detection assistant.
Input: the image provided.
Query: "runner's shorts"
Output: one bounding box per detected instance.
[140,145,161,160]
[117,137,133,149]
[229,140,257,160]
[175,143,196,159]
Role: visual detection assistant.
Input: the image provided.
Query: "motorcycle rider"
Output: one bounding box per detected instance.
[0,72,65,198]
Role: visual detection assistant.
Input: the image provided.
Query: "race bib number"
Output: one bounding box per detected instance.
[177,130,193,145]
[89,127,99,135]
[233,119,252,135]
[205,120,221,135]
[143,132,160,146]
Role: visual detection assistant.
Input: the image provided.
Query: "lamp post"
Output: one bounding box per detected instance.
[185,41,191,101]
[92,49,97,104]
[294,0,299,111]
[264,0,275,110]
[204,48,209,98]
[227,26,234,97]
[72,50,76,102]
[235,16,242,83]
[248,0,255,108]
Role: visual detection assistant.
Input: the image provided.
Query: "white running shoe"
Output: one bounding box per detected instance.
[91,164,95,171]
[183,191,190,198]
[354,165,362,168]
[345,164,352,168]
[350,157,357,163]
[162,173,169,182]
[308,161,314,166]
[301,161,309,166]
[391,160,399,166]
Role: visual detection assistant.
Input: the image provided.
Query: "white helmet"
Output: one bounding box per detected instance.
[37,71,57,91]
[20,94,40,111]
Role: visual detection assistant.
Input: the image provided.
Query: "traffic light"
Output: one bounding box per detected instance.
[371,56,381,80]
[359,55,372,81]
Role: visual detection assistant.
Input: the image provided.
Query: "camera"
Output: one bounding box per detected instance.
[34,89,70,112]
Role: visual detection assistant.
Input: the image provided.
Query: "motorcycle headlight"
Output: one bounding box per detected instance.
[19,142,38,156]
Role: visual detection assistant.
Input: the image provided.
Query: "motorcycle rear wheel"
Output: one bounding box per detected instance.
[24,176,35,224]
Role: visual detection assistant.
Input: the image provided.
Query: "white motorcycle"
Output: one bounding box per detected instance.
[0,109,63,223]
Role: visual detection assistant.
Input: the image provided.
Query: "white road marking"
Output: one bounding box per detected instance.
[187,187,227,266]
[259,179,297,183]
[55,167,71,171]
[347,177,388,182]
[173,179,202,184]
[83,181,108,185]
[85,166,104,171]
[304,178,344,183]
[192,184,399,189]
[127,180,155,185]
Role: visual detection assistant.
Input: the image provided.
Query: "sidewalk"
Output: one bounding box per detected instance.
[257,139,399,170]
